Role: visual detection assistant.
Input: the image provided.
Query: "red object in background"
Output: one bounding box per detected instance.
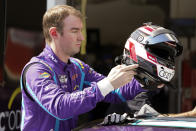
[4,34,34,79]
[182,60,192,87]
[181,60,192,112]
[4,28,44,80]
[181,98,193,112]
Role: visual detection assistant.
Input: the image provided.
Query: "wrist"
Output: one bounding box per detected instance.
[97,78,114,97]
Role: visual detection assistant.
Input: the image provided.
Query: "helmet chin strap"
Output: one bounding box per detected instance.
[134,68,175,90]
[134,67,161,90]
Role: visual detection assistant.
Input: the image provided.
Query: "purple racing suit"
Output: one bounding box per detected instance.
[20,44,145,131]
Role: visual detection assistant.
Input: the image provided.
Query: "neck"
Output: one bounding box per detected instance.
[48,42,70,63]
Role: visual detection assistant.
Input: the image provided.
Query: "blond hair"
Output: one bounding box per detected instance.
[42,5,82,43]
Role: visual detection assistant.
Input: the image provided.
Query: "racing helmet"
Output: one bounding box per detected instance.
[121,22,183,89]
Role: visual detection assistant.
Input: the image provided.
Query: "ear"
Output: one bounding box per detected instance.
[49,27,58,39]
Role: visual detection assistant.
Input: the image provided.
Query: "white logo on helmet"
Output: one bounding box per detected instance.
[157,66,175,81]
[137,36,144,42]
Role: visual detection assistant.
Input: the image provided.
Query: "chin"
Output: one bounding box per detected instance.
[71,51,80,56]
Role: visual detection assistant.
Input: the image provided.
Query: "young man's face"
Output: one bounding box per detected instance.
[57,15,84,57]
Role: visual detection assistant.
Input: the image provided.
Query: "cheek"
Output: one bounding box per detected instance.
[61,36,75,48]
[63,33,76,42]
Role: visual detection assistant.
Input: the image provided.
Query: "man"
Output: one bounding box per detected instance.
[20,5,145,131]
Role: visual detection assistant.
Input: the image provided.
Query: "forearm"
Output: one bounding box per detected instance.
[167,112,195,117]
[164,106,196,117]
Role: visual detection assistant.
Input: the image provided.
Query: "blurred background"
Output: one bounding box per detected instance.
[0,0,196,130]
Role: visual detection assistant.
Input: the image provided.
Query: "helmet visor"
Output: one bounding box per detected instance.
[147,33,179,45]
[146,42,176,63]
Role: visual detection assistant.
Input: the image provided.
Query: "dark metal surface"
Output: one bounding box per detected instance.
[80,125,195,131]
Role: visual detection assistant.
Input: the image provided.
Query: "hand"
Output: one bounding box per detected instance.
[100,113,129,125]
[190,106,196,116]
[107,64,138,89]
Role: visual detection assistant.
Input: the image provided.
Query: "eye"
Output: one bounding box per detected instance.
[71,30,78,33]
[71,28,80,33]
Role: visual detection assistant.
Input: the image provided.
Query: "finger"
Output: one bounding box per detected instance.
[120,64,138,72]
[122,71,136,81]
[120,113,128,122]
[123,70,137,78]
[113,65,123,69]
[104,116,109,124]
[157,84,165,88]
[111,114,115,123]
[158,114,165,117]
[127,70,137,75]
[115,114,120,123]
[107,115,111,124]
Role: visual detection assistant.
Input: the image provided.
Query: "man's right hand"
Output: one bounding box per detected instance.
[107,64,138,89]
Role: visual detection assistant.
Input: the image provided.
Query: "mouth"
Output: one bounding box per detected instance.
[76,43,81,47]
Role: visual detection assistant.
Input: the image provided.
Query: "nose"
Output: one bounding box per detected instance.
[78,31,84,41]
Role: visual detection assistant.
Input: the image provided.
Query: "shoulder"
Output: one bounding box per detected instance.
[24,61,54,86]
[24,57,53,76]
[70,57,89,69]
